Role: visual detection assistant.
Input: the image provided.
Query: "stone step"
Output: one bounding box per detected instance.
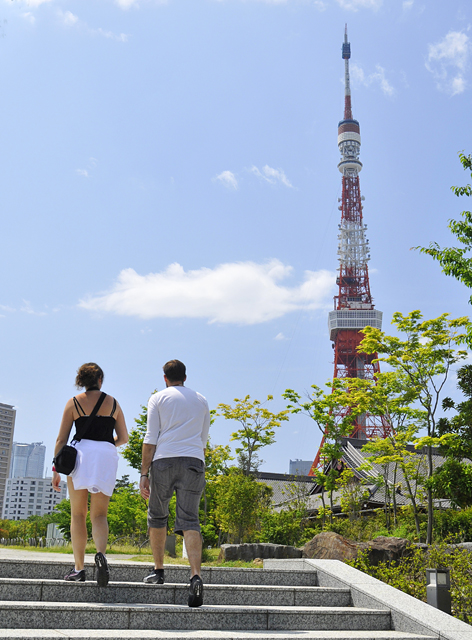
[0,560,317,586]
[0,578,351,607]
[0,601,391,632]
[0,630,438,640]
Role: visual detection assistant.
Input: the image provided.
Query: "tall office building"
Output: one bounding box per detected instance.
[0,403,16,514]
[10,442,46,479]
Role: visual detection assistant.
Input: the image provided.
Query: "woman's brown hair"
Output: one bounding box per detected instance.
[75,363,104,390]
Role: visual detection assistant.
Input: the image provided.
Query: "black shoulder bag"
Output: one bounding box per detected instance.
[53,392,107,475]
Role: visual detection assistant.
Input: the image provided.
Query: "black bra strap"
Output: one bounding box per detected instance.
[73,397,86,416]
[110,398,117,418]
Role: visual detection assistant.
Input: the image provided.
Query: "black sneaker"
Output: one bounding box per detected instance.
[188,574,203,607]
[64,568,85,582]
[143,568,165,584]
[95,552,109,588]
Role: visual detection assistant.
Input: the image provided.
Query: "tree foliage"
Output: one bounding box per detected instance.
[360,310,468,543]
[417,152,472,311]
[216,395,288,475]
[213,468,272,543]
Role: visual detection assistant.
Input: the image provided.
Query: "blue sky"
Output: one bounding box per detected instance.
[1,0,471,482]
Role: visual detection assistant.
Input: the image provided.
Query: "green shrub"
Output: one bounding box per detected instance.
[259,510,306,546]
[434,507,472,543]
[348,542,472,623]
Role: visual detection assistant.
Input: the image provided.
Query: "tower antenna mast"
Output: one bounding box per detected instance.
[310,26,392,474]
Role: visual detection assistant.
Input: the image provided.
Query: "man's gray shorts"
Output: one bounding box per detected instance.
[148,456,205,535]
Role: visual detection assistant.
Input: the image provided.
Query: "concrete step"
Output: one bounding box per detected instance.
[0,601,392,631]
[0,560,317,586]
[0,630,439,640]
[0,578,351,607]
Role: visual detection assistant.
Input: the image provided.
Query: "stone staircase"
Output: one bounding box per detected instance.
[0,557,440,640]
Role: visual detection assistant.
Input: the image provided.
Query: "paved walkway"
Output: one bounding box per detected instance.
[0,547,146,563]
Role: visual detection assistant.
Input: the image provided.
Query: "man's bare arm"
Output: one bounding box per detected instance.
[139,443,156,500]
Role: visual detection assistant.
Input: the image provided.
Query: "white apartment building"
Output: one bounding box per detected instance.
[2,476,67,520]
[0,403,16,515]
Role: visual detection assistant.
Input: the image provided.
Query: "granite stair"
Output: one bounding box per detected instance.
[0,558,437,640]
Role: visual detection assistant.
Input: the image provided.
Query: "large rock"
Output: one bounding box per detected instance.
[218,543,303,562]
[302,531,412,565]
[302,531,358,562]
[360,535,412,565]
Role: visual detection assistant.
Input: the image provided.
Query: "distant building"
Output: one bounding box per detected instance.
[10,442,46,479]
[2,476,67,520]
[289,459,313,476]
[0,403,16,515]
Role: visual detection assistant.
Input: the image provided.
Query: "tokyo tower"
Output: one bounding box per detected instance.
[310,27,392,475]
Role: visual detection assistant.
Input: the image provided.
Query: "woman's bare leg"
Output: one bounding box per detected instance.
[89,492,111,554]
[67,477,89,570]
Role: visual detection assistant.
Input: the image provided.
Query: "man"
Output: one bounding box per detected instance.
[139,359,210,608]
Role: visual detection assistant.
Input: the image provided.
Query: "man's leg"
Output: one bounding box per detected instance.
[183,529,202,578]
[149,527,167,570]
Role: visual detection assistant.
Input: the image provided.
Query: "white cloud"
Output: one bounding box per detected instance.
[56,9,128,42]
[59,10,78,26]
[274,332,287,340]
[76,169,89,178]
[426,31,470,96]
[79,260,335,325]
[0,304,15,313]
[17,0,53,6]
[21,301,47,316]
[95,27,128,42]
[335,0,382,10]
[350,63,395,96]
[251,165,293,188]
[114,0,168,8]
[313,0,327,9]
[402,0,413,9]
[214,170,238,190]
[21,12,36,24]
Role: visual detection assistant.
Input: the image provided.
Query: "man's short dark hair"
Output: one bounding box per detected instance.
[163,359,186,383]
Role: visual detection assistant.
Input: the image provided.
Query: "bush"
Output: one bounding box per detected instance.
[434,507,472,543]
[200,524,218,548]
[348,542,472,623]
[259,510,306,546]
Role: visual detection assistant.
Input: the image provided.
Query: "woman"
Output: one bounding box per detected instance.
[52,363,128,586]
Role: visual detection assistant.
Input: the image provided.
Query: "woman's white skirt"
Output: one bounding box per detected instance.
[70,439,119,497]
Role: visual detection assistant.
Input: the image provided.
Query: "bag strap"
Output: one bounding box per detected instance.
[72,392,107,442]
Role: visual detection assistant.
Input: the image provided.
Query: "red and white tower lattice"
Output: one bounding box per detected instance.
[310,27,392,475]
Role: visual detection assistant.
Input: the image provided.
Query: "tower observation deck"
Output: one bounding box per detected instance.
[309,27,391,475]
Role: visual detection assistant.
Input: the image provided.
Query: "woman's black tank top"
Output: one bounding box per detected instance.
[72,396,117,446]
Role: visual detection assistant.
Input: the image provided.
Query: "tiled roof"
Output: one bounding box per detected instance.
[257,439,459,513]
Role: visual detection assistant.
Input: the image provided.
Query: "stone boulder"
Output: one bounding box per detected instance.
[360,535,412,565]
[302,531,412,565]
[218,543,303,562]
[302,531,358,562]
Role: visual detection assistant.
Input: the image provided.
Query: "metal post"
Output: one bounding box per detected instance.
[426,568,451,615]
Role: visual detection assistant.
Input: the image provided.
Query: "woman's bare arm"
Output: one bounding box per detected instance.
[52,399,74,490]
[114,403,129,447]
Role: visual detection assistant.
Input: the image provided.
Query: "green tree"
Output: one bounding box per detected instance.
[417,152,472,311]
[360,310,468,544]
[121,393,157,471]
[283,381,365,518]
[430,364,472,508]
[336,468,369,522]
[216,395,289,475]
[107,479,149,539]
[202,437,233,527]
[213,468,272,542]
